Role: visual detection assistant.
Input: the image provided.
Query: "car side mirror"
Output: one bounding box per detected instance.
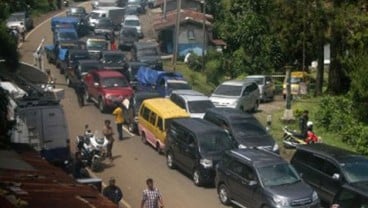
[249,180,257,186]
[332,173,340,181]
[93,82,99,87]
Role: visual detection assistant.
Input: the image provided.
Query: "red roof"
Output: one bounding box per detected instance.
[0,148,117,208]
[154,9,213,31]
[210,39,227,46]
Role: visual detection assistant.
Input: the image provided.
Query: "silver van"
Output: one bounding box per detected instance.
[210,80,260,112]
[245,75,275,102]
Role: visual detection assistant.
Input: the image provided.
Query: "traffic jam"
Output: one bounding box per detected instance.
[2,0,368,208]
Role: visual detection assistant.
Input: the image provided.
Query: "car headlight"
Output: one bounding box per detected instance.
[272,143,279,152]
[273,196,289,207]
[312,191,319,201]
[200,159,213,168]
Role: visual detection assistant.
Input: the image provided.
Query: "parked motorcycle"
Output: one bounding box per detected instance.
[76,125,108,172]
[282,125,321,149]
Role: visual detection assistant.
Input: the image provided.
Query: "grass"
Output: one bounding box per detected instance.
[163,60,216,95]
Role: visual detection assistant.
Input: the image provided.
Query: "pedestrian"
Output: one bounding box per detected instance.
[112,102,124,140]
[74,81,85,107]
[299,110,309,137]
[103,177,123,204]
[103,119,115,161]
[72,151,84,179]
[140,178,164,208]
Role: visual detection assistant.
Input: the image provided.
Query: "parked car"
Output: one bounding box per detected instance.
[138,98,189,153]
[166,118,235,186]
[83,70,133,112]
[6,12,33,32]
[65,59,104,87]
[203,107,279,153]
[94,17,115,37]
[170,90,215,118]
[121,15,142,38]
[291,143,368,206]
[66,7,88,19]
[100,50,128,71]
[210,80,260,112]
[123,91,161,133]
[132,41,162,70]
[59,49,90,74]
[245,75,275,102]
[216,148,320,208]
[333,186,368,208]
[119,27,139,50]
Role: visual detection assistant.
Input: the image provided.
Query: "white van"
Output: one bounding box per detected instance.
[88,7,125,29]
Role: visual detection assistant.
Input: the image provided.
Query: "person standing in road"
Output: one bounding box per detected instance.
[74,81,85,107]
[140,178,164,208]
[112,102,124,141]
[103,120,115,161]
[103,177,123,205]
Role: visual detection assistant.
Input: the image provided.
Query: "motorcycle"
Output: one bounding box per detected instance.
[76,125,109,172]
[282,126,321,149]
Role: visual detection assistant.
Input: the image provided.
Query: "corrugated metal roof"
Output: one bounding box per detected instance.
[0,147,117,208]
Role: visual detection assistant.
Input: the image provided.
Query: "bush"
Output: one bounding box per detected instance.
[205,59,224,86]
[187,53,202,72]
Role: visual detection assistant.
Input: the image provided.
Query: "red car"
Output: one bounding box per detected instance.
[84,70,133,112]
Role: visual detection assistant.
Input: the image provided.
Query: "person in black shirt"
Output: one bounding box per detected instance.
[299,110,309,138]
[103,178,123,204]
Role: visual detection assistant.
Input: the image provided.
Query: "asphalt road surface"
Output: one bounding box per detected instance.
[18,3,230,208]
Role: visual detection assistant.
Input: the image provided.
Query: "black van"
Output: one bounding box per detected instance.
[165,118,235,186]
[291,143,368,206]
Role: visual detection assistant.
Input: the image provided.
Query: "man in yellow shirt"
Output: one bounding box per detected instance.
[112,102,124,140]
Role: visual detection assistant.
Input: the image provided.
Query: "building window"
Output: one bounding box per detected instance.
[187,29,195,40]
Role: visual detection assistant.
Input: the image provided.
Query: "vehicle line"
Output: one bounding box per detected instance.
[17,3,133,207]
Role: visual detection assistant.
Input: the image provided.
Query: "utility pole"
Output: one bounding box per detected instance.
[201,0,206,72]
[172,0,182,71]
[163,0,167,19]
[282,65,295,122]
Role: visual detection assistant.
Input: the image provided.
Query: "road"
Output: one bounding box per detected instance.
[18,3,229,208]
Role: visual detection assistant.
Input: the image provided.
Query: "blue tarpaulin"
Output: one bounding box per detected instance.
[136,66,183,86]
[58,48,68,61]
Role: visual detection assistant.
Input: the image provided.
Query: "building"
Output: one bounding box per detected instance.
[154,9,226,57]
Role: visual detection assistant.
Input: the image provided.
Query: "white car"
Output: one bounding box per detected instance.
[6,12,34,32]
[121,15,142,38]
[245,75,275,102]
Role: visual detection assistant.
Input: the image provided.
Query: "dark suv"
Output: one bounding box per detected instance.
[165,118,235,186]
[216,149,320,208]
[203,107,279,153]
[291,143,368,206]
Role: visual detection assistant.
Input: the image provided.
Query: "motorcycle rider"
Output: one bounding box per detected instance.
[299,110,309,138]
[305,121,318,144]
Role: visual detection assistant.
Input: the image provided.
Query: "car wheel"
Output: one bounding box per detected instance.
[141,132,147,144]
[218,184,231,205]
[98,97,106,113]
[166,151,175,169]
[193,169,202,186]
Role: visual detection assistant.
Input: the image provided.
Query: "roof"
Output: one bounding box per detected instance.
[0,146,117,208]
[246,75,268,79]
[155,0,202,6]
[141,98,189,119]
[296,143,366,163]
[93,70,124,78]
[154,9,213,31]
[171,89,205,96]
[172,91,211,102]
[205,107,254,120]
[172,117,223,135]
[228,149,283,167]
[222,79,254,86]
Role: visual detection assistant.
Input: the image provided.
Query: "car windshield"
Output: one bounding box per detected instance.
[213,84,242,96]
[80,64,101,74]
[246,77,264,85]
[290,77,302,84]
[125,20,140,26]
[138,48,158,56]
[96,19,113,28]
[199,131,233,154]
[121,28,138,37]
[231,118,268,138]
[60,42,79,49]
[101,77,129,88]
[188,100,214,114]
[340,158,368,183]
[59,32,78,40]
[8,14,24,21]
[104,54,125,64]
[87,40,108,50]
[168,82,191,90]
[258,163,301,187]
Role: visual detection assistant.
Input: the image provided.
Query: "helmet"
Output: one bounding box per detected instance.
[307,121,313,127]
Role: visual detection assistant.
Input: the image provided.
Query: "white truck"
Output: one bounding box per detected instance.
[88,7,126,29]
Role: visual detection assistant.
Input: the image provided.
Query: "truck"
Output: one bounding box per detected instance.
[44,40,83,69]
[88,7,125,30]
[51,16,91,37]
[135,67,192,97]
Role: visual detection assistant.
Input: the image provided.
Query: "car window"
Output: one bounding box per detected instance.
[293,150,324,171]
[242,87,251,96]
[157,117,163,131]
[323,160,340,177]
[141,106,151,121]
[149,111,157,125]
[101,77,129,88]
[214,84,242,96]
[176,97,186,109]
[258,163,301,187]
[229,160,243,175]
[242,164,256,181]
[187,100,215,114]
[340,158,368,183]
